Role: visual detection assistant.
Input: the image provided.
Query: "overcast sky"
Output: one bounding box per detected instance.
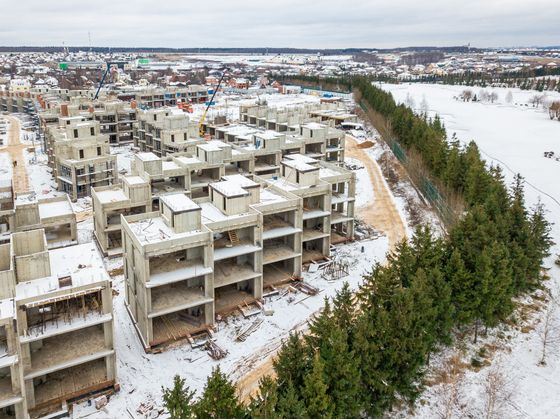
[2,0,559,49]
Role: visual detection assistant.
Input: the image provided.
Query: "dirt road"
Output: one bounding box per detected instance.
[235,135,408,401]
[0,116,30,193]
[345,135,407,250]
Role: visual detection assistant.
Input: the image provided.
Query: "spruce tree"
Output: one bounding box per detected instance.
[273,332,312,392]
[161,375,196,419]
[332,282,357,345]
[249,376,280,419]
[301,354,335,419]
[194,367,245,419]
[275,382,307,418]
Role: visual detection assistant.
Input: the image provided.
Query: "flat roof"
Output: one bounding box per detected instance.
[95,189,128,204]
[15,242,109,301]
[221,174,259,189]
[38,199,73,219]
[124,176,146,186]
[283,153,318,165]
[136,152,160,162]
[160,193,199,213]
[128,216,202,245]
[282,159,319,173]
[210,180,248,198]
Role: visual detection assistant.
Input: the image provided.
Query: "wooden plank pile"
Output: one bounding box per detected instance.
[235,318,264,342]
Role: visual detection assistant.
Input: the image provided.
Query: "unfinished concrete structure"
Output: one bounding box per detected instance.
[0,298,27,419]
[0,229,116,417]
[121,194,215,350]
[0,189,77,250]
[134,108,200,156]
[44,117,117,201]
[92,176,152,257]
[121,167,351,350]
[115,85,209,108]
[266,154,356,261]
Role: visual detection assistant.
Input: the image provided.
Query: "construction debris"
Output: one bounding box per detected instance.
[206,340,228,360]
[238,300,263,318]
[235,318,264,342]
[294,281,320,296]
[322,260,350,281]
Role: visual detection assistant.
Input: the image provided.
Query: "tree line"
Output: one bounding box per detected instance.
[161,76,553,418]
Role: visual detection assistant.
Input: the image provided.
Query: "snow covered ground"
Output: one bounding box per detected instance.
[345,157,373,208]
[24,148,62,198]
[380,83,560,418]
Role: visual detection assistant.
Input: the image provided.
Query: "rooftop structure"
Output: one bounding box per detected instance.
[92,176,152,256]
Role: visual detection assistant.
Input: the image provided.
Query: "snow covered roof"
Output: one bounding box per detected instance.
[136,152,160,162]
[38,199,73,219]
[15,242,109,301]
[95,188,128,204]
[282,159,319,173]
[123,176,146,186]
[210,180,248,198]
[160,193,199,213]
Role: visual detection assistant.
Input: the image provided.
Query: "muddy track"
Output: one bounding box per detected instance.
[0,116,30,193]
[345,135,407,250]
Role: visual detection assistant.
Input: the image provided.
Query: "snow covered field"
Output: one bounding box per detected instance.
[380,83,560,417]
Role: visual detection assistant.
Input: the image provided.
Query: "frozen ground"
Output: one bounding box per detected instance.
[345,157,373,208]
[380,82,560,418]
[24,148,62,198]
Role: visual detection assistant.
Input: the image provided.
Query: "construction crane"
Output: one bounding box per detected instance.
[94,59,125,100]
[198,69,228,138]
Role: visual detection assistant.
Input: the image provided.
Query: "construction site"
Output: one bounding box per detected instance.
[0,70,412,418]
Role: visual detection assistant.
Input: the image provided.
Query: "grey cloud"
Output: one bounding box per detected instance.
[1,0,559,48]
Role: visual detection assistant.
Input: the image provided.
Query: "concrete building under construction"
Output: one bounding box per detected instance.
[0,229,117,417]
[44,117,118,201]
[121,163,354,350]
[91,176,152,257]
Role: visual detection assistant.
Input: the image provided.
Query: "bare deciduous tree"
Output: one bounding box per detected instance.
[489,91,499,103]
[460,89,473,102]
[505,91,514,104]
[481,363,514,419]
[547,101,560,120]
[434,353,465,419]
[538,303,560,366]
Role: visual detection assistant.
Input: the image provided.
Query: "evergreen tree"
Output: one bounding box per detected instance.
[273,332,312,392]
[446,248,475,325]
[195,367,246,419]
[301,354,335,419]
[275,382,307,418]
[161,375,196,419]
[249,376,280,419]
[526,201,554,286]
[332,282,357,345]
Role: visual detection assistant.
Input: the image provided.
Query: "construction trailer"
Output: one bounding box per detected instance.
[0,229,116,418]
